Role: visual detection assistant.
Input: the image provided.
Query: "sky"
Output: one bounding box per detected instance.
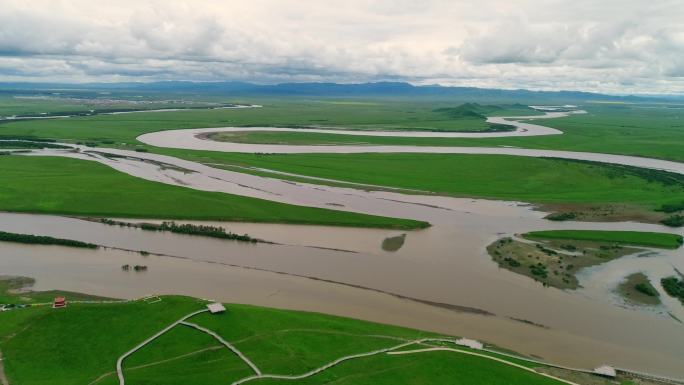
[1,0,683,94]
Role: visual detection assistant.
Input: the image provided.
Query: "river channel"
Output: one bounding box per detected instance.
[1,108,683,377]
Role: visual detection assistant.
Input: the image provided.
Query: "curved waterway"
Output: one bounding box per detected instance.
[138,110,575,146]
[2,108,684,377]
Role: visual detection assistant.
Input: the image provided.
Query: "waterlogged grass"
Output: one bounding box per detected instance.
[0,156,426,229]
[524,230,683,249]
[0,276,112,306]
[488,237,639,289]
[617,273,661,306]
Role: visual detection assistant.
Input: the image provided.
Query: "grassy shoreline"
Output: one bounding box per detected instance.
[0,276,646,385]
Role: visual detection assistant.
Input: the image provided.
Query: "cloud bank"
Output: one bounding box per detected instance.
[1,0,683,93]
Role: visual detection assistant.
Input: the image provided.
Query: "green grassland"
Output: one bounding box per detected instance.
[193,103,684,164]
[0,93,234,118]
[524,230,683,249]
[0,278,623,385]
[2,98,684,225]
[0,100,522,144]
[0,155,426,229]
[1,99,682,161]
[168,152,684,220]
[214,103,684,163]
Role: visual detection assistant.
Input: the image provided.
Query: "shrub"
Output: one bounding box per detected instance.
[634,282,658,297]
[546,212,577,221]
[661,215,684,227]
[661,276,684,302]
[658,202,684,213]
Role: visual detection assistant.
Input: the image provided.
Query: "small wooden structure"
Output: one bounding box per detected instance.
[207,302,226,314]
[53,297,67,309]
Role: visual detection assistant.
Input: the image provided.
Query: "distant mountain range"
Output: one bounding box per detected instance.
[0,81,678,102]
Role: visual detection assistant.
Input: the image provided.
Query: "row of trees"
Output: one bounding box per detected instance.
[100,219,258,243]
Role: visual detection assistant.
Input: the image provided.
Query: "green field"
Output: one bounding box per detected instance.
[0,100,522,144]
[166,152,684,221]
[195,104,684,164]
[0,155,426,229]
[524,230,683,249]
[1,99,683,161]
[489,236,640,289]
[2,97,684,226]
[0,278,620,385]
[204,103,684,162]
[0,93,234,118]
[199,103,684,162]
[617,273,661,306]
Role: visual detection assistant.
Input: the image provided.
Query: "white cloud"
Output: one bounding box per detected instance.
[0,0,683,93]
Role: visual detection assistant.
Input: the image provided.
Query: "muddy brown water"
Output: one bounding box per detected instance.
[1,212,683,377]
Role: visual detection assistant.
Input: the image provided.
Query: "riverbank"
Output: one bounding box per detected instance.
[1,212,683,378]
[0,277,669,385]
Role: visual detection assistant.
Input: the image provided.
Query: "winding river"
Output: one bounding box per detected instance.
[2,107,684,378]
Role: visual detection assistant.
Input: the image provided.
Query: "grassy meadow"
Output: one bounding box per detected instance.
[173,152,684,220]
[1,98,682,162]
[0,100,520,144]
[0,155,426,229]
[1,97,684,225]
[193,103,684,162]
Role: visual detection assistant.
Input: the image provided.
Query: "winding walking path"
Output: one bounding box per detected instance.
[113,307,580,385]
[229,337,581,385]
[388,347,579,385]
[116,309,209,385]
